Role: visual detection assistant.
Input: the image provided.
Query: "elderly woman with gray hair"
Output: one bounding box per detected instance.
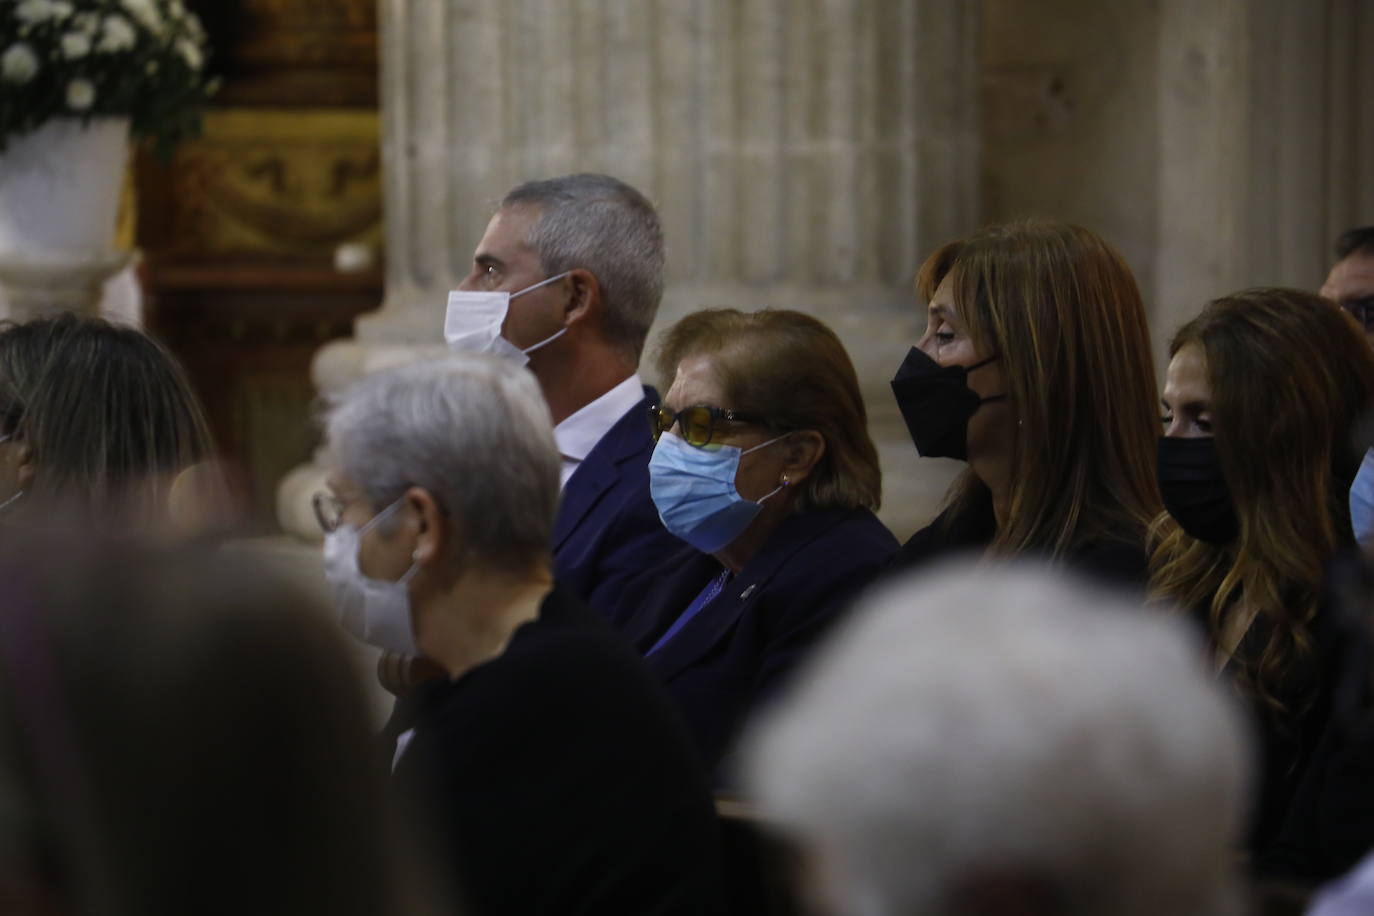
[317,355,726,916]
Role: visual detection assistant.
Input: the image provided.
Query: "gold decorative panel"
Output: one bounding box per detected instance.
[139,109,381,260]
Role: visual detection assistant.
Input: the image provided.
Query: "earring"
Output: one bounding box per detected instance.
[781,475,790,486]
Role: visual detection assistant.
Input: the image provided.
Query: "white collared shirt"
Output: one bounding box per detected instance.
[553,373,645,488]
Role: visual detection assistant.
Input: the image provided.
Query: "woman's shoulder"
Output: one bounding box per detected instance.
[892,497,996,574]
[430,590,694,729]
[765,506,898,571]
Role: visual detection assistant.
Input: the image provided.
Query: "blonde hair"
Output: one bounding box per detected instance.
[917,219,1160,557]
[1149,289,1374,719]
[655,308,881,513]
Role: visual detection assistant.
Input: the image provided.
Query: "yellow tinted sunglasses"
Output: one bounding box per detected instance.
[647,404,770,449]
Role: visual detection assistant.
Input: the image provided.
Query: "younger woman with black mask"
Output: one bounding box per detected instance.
[889,219,1161,589]
[1151,287,1374,867]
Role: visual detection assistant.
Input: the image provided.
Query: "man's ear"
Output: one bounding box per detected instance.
[562,268,602,327]
[779,430,826,488]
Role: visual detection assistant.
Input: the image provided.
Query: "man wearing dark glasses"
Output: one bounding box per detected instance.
[448,174,682,624]
[1322,227,1374,545]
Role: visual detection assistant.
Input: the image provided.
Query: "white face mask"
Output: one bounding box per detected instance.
[322,499,420,655]
[443,271,572,367]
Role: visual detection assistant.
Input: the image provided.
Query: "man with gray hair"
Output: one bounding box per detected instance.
[317,355,727,915]
[444,173,681,622]
[743,562,1253,916]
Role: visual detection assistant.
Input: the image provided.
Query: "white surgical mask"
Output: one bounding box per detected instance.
[322,499,420,654]
[444,271,572,366]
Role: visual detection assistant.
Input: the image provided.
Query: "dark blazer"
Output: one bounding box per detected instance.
[390,588,728,916]
[618,506,898,781]
[552,387,684,627]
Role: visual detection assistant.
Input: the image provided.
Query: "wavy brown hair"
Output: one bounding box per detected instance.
[1149,289,1374,719]
[917,219,1161,557]
[654,308,881,513]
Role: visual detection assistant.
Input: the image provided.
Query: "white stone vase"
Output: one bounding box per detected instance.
[0,117,130,261]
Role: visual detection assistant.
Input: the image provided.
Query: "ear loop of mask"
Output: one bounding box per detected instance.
[964,355,1007,406]
[511,271,573,356]
[741,433,793,505]
[359,499,422,586]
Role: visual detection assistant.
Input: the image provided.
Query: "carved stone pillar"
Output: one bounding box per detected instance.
[1154,0,1374,363]
[278,0,981,541]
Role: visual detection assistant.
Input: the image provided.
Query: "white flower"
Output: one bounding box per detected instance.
[61,32,91,59]
[97,15,137,53]
[72,12,99,33]
[1,44,39,84]
[50,1,74,18]
[14,0,56,23]
[65,78,95,110]
[175,37,202,71]
[119,0,163,34]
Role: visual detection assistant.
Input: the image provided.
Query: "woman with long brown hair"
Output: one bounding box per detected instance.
[1151,288,1374,863]
[890,219,1161,585]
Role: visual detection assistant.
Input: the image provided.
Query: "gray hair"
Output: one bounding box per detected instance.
[324,356,560,569]
[744,562,1252,916]
[502,173,664,360]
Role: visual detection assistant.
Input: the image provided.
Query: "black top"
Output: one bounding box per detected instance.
[389,588,727,916]
[1253,551,1374,884]
[1221,605,1339,863]
[888,484,1150,592]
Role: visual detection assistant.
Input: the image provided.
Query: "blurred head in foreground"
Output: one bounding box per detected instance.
[744,563,1252,916]
[0,537,439,916]
[0,315,224,531]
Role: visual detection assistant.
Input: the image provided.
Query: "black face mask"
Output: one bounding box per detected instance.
[890,347,1005,461]
[1157,436,1238,544]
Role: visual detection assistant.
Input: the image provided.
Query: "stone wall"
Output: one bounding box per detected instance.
[982,0,1374,378]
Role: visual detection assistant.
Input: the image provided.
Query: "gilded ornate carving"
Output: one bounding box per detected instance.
[143,109,381,259]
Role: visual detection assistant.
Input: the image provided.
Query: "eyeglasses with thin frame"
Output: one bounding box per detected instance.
[648,403,771,449]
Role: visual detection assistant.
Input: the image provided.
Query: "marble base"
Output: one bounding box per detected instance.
[0,252,131,321]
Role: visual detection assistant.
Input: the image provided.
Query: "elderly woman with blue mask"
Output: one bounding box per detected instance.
[613,308,897,783]
[317,355,727,916]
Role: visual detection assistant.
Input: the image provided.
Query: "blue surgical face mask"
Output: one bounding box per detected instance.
[648,431,789,553]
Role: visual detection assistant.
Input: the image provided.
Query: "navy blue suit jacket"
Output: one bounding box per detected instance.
[616,506,898,781]
[552,388,683,626]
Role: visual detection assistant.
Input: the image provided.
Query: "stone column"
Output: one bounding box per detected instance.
[1154,0,1374,367]
[278,0,981,541]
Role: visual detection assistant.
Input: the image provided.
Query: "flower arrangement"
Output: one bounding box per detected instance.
[0,0,217,156]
